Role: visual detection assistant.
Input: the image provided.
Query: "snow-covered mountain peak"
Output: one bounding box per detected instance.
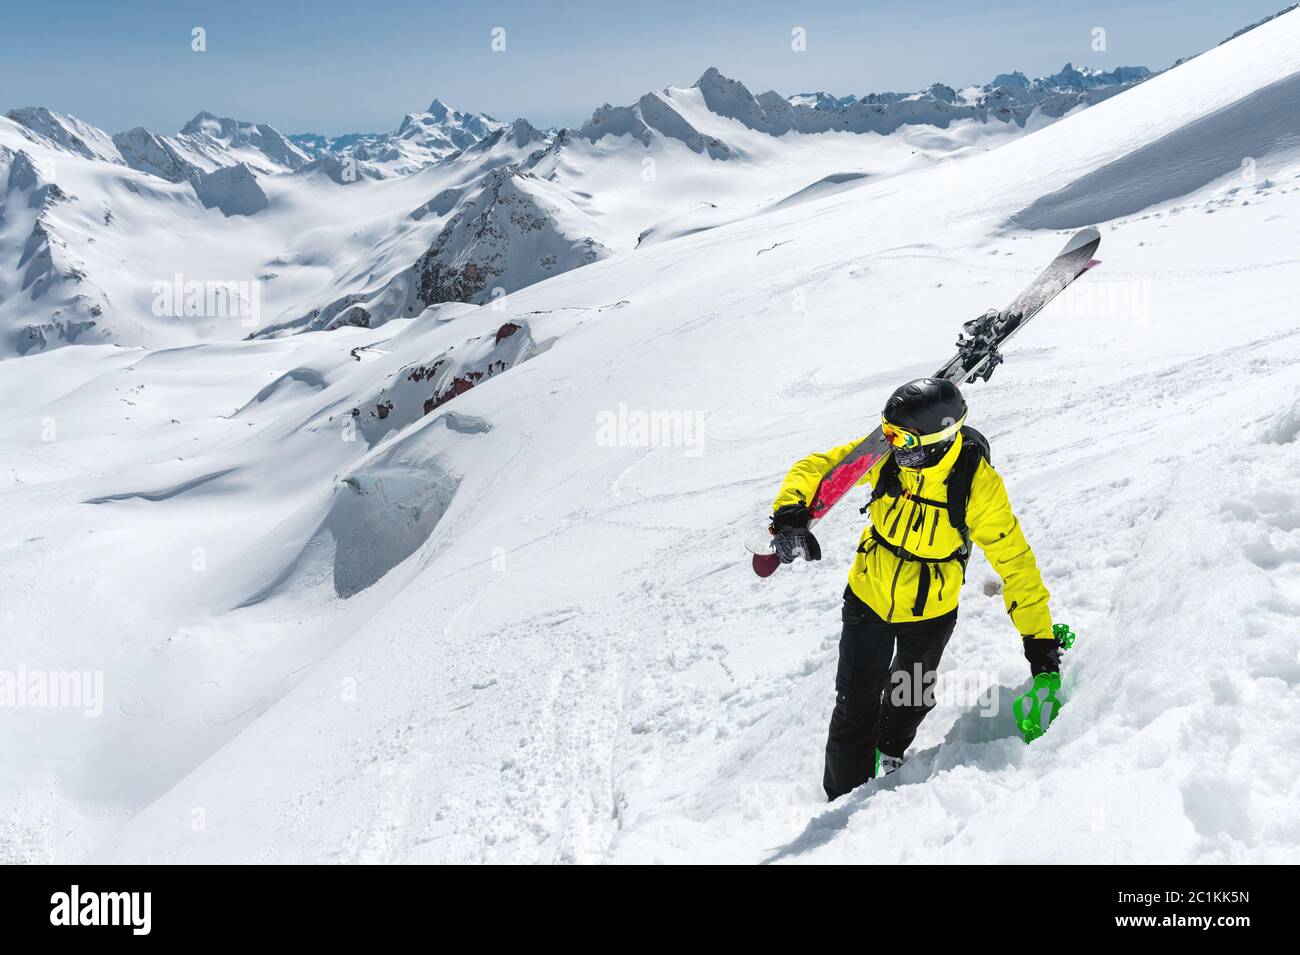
[777,62,1153,125]
[920,81,959,103]
[1032,62,1153,91]
[788,91,859,112]
[585,59,1156,150]
[291,100,506,177]
[396,101,499,141]
[485,117,547,151]
[178,109,224,136]
[4,105,122,163]
[988,71,1030,89]
[423,97,455,120]
[692,66,770,129]
[173,111,311,172]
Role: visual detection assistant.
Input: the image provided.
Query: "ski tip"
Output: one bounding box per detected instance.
[1086,258,1101,270]
[752,553,781,578]
[1062,226,1101,254]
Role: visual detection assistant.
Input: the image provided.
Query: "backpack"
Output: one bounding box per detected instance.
[866,426,991,554]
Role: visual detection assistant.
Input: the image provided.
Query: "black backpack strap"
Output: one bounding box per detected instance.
[861,451,901,513]
[912,562,930,616]
[863,430,991,541]
[945,427,991,552]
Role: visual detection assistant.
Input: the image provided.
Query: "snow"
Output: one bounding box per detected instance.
[2,9,1300,864]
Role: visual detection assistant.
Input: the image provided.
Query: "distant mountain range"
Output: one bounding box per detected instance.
[0,58,1162,356]
[289,99,507,177]
[15,36,1256,357]
[4,60,1154,187]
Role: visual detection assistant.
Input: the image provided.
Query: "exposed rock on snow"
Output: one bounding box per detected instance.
[347,320,534,445]
[256,168,606,336]
[112,126,202,182]
[409,169,606,304]
[15,314,98,354]
[6,149,71,207]
[1,148,107,353]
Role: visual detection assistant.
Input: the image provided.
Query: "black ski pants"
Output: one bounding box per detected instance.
[823,586,957,801]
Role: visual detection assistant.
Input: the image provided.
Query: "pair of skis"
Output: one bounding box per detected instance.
[749,227,1102,578]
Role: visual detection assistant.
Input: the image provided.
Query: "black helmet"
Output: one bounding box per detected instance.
[882,378,967,468]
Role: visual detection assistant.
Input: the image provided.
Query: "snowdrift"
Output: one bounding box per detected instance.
[1015,71,1300,228]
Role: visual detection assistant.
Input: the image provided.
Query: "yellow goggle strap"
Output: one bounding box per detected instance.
[882,410,967,448]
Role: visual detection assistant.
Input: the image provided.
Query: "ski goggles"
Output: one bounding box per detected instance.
[881,410,967,450]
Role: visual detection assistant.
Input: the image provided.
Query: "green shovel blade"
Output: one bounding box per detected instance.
[1013,672,1063,744]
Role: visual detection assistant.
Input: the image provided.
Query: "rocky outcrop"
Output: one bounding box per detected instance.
[1,149,108,354]
[348,320,534,445]
[113,127,202,182]
[255,168,606,337]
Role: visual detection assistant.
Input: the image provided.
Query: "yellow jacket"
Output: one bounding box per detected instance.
[773,432,1053,639]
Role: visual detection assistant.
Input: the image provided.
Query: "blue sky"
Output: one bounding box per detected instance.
[0,0,1288,135]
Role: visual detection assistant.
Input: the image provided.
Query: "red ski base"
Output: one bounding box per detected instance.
[752,553,781,577]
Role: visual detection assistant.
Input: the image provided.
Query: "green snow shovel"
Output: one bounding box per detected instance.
[1013,623,1076,744]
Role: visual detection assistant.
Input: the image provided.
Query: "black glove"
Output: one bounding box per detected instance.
[1022,635,1062,677]
[771,504,821,564]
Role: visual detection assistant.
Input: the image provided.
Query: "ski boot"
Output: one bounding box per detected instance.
[875,749,904,778]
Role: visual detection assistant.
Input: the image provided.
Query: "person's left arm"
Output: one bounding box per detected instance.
[966,461,1061,674]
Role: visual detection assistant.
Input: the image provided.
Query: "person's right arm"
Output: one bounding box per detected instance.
[771,438,878,512]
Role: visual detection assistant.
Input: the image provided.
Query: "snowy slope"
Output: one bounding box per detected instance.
[3,10,1300,864]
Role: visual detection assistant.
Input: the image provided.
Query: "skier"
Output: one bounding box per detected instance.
[769,377,1062,801]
